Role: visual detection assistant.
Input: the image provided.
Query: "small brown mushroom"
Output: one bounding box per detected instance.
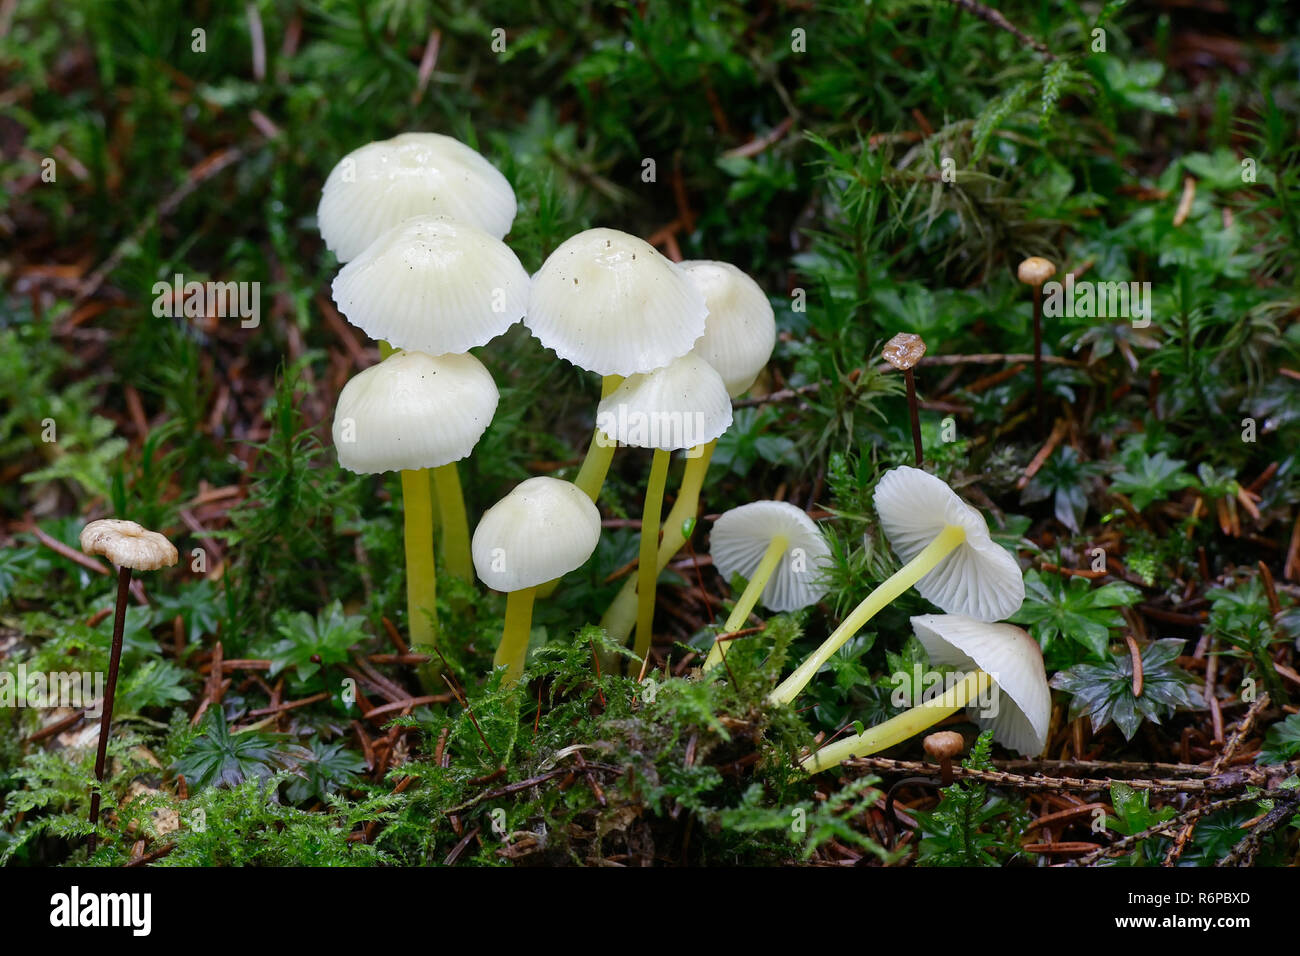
[1017,257,1057,434]
[923,730,966,785]
[79,519,178,852]
[80,519,178,571]
[882,333,927,466]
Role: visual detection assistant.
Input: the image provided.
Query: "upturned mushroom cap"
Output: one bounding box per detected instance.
[332,350,498,474]
[331,216,529,355]
[525,228,708,377]
[1017,256,1057,286]
[317,132,516,262]
[679,260,775,397]
[472,477,602,592]
[80,519,178,572]
[710,501,833,613]
[595,352,733,450]
[874,466,1024,622]
[910,614,1050,757]
[882,332,926,371]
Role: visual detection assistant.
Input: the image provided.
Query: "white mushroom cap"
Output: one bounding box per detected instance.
[317,132,516,262]
[525,228,708,377]
[472,477,602,592]
[910,613,1050,757]
[874,466,1024,622]
[331,216,529,355]
[710,502,832,612]
[331,350,498,474]
[80,519,178,572]
[679,260,776,397]
[595,352,733,450]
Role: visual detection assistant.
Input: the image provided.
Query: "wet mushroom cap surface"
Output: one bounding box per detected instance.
[79,519,179,572]
[596,352,733,450]
[882,332,927,370]
[471,477,602,592]
[332,350,499,474]
[317,132,517,261]
[679,260,776,398]
[331,215,529,355]
[526,228,708,377]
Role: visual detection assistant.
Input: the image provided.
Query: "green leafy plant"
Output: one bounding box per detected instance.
[173,710,307,791]
[913,731,1030,866]
[1011,570,1141,662]
[1020,445,1104,532]
[1257,713,1300,765]
[1051,638,1200,740]
[259,600,369,687]
[1102,782,1176,866]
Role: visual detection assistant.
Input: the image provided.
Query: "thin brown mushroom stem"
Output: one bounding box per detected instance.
[1032,284,1044,433]
[924,731,965,787]
[882,332,927,467]
[88,565,131,852]
[1017,257,1057,438]
[904,367,923,466]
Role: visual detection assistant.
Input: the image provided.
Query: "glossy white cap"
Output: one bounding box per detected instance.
[680,260,775,397]
[472,477,602,592]
[318,132,516,262]
[594,352,732,451]
[331,216,529,355]
[526,228,707,376]
[332,350,498,473]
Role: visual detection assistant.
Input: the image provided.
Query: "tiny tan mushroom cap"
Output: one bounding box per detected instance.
[526,228,708,377]
[472,477,602,592]
[710,501,833,612]
[911,614,1050,758]
[679,260,776,397]
[1017,256,1056,287]
[882,332,926,371]
[874,466,1025,622]
[923,730,965,762]
[596,352,733,451]
[80,519,178,572]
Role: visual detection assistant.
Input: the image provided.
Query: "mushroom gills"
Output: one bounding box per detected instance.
[703,532,788,671]
[769,522,967,705]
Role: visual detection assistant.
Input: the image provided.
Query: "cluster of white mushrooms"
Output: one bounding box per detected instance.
[312,130,1050,773]
[315,132,778,685]
[61,135,1060,851]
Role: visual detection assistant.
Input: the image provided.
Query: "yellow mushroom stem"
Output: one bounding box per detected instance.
[632,447,672,670]
[494,586,537,685]
[703,533,788,671]
[535,375,624,603]
[601,439,717,642]
[400,469,437,649]
[432,462,472,581]
[572,374,624,503]
[801,670,991,773]
[769,523,966,706]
